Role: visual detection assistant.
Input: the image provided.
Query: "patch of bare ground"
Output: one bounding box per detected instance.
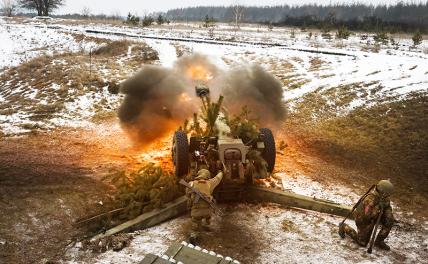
[0,123,162,263]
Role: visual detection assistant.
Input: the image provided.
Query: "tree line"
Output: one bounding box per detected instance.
[166,2,428,33]
[1,0,64,16]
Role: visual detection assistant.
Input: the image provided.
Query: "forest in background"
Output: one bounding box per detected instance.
[166,2,428,33]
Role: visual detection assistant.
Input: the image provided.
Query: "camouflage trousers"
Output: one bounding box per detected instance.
[343,209,394,246]
[189,207,212,240]
[191,215,211,231]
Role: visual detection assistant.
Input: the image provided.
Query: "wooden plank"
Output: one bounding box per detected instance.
[139,254,172,264]
[92,196,188,240]
[164,243,183,259]
[172,246,223,264]
[248,186,352,217]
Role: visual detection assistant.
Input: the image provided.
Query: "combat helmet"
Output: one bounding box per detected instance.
[195,169,211,180]
[376,179,394,196]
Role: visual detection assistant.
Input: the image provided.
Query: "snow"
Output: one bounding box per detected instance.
[64,164,427,263]
[0,19,427,136]
[0,18,101,68]
[278,172,360,205]
[145,39,177,67]
[1,18,427,263]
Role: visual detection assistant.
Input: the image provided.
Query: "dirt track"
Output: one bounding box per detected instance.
[0,125,427,263]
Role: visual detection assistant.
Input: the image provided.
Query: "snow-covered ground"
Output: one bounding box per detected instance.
[65,173,428,264]
[1,17,428,263]
[1,17,427,135]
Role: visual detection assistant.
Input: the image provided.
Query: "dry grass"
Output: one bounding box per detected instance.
[309,57,328,72]
[93,40,132,57]
[68,33,111,44]
[366,70,381,76]
[361,43,381,53]
[0,40,159,131]
[171,42,192,57]
[320,73,335,79]
[286,89,428,192]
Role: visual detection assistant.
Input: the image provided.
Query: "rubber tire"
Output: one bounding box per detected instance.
[260,128,276,173]
[172,131,189,177]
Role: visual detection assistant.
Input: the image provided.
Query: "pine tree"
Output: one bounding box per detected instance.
[412,31,422,47]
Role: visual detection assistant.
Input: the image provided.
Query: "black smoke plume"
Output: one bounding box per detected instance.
[118,65,196,147]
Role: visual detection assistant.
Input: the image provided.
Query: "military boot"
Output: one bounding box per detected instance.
[375,239,391,251]
[189,231,199,245]
[338,223,346,238]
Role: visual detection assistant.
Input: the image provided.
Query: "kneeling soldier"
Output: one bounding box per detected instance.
[339,180,395,250]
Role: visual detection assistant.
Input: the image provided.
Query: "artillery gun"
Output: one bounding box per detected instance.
[171,84,276,201]
[93,86,352,264]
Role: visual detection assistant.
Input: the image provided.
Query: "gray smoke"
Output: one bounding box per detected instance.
[118,53,287,146]
[216,65,287,126]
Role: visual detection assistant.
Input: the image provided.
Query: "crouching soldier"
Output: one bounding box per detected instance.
[184,169,223,244]
[339,180,395,250]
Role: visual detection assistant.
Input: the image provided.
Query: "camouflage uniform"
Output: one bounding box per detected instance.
[186,169,223,239]
[341,188,394,249]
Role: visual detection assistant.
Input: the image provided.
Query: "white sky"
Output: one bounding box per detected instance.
[57,1,425,15]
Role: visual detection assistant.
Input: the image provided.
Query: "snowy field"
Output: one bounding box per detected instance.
[66,174,428,264]
[1,17,427,135]
[1,17,428,263]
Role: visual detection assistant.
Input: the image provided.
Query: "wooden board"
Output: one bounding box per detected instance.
[92,196,188,240]
[139,254,172,264]
[140,243,237,264]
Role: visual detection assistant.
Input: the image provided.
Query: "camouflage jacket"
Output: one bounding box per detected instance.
[186,172,223,210]
[353,189,392,223]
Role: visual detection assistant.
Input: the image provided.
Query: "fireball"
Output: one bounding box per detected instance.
[186,65,213,81]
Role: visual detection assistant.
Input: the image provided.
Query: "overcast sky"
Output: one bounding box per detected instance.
[57,0,425,15]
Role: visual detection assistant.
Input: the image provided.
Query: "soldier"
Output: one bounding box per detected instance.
[339,180,395,250]
[185,168,223,243]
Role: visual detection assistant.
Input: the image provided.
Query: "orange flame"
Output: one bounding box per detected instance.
[186,65,212,81]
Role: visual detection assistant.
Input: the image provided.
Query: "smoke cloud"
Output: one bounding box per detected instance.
[118,53,287,146]
[217,65,287,126]
[118,65,196,147]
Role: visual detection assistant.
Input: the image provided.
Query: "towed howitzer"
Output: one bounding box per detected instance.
[179,179,223,216]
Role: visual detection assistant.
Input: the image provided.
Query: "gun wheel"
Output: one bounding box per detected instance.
[260,128,276,173]
[172,131,189,177]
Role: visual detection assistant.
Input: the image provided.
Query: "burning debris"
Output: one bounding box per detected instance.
[118,53,287,147]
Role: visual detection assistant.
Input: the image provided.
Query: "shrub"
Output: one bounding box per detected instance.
[156,14,165,25]
[373,31,389,44]
[142,16,154,27]
[125,12,140,26]
[93,40,131,56]
[336,26,350,39]
[412,31,423,46]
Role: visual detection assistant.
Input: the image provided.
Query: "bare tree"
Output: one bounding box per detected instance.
[19,0,64,16]
[81,6,90,19]
[1,0,17,17]
[110,10,121,21]
[232,1,244,30]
